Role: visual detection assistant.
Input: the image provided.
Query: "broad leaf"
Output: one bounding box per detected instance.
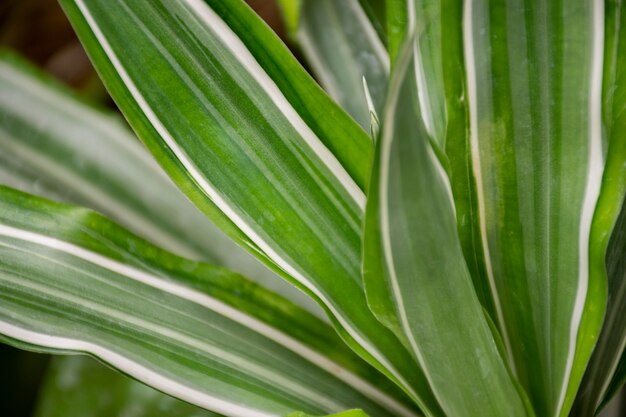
[35,355,219,417]
[0,187,415,417]
[0,51,320,315]
[363,38,531,417]
[58,0,437,409]
[463,1,606,416]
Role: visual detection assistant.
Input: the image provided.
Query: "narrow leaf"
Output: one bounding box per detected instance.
[392,0,447,146]
[0,186,414,417]
[296,0,389,129]
[572,1,626,414]
[0,51,319,315]
[363,37,530,417]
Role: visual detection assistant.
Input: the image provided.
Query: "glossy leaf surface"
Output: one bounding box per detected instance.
[572,1,626,414]
[296,0,389,129]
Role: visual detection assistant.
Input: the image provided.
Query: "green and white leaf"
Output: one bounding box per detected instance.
[0,186,416,417]
[463,1,606,416]
[363,37,531,417]
[58,0,436,408]
[294,0,389,130]
[0,51,321,317]
[387,0,447,145]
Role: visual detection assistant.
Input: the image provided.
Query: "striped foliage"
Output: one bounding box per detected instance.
[0,186,413,417]
[294,0,389,130]
[57,0,436,409]
[1,0,626,416]
[363,38,530,417]
[0,51,319,315]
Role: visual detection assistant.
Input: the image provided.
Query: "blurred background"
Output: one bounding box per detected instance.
[0,1,623,416]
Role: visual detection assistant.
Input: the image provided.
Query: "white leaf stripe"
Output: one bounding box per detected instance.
[404,1,454,211]
[462,0,514,370]
[464,0,607,413]
[71,0,420,405]
[346,0,389,72]
[0,63,145,163]
[0,321,274,417]
[0,60,209,260]
[296,0,388,129]
[0,223,417,417]
[0,262,347,410]
[379,47,440,407]
[184,0,364,209]
[0,261,343,411]
[0,55,326,319]
[0,128,195,257]
[558,0,606,414]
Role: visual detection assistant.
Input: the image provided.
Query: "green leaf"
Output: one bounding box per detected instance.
[363,37,531,417]
[0,50,320,316]
[387,1,498,322]
[0,186,416,417]
[35,355,219,417]
[296,0,389,130]
[386,0,447,146]
[58,0,434,409]
[571,1,626,415]
[463,1,607,416]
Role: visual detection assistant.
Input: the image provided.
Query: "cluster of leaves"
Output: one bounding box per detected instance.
[0,1,625,417]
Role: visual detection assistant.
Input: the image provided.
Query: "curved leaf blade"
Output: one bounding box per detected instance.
[363,37,530,417]
[0,51,321,316]
[385,0,447,148]
[572,1,626,414]
[0,186,415,417]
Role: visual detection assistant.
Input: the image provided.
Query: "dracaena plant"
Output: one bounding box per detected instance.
[0,0,625,416]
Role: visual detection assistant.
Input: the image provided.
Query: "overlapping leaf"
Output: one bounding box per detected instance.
[386,0,446,145]
[0,51,321,315]
[58,0,437,410]
[0,186,415,417]
[362,37,531,417]
[384,0,496,319]
[290,0,389,130]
